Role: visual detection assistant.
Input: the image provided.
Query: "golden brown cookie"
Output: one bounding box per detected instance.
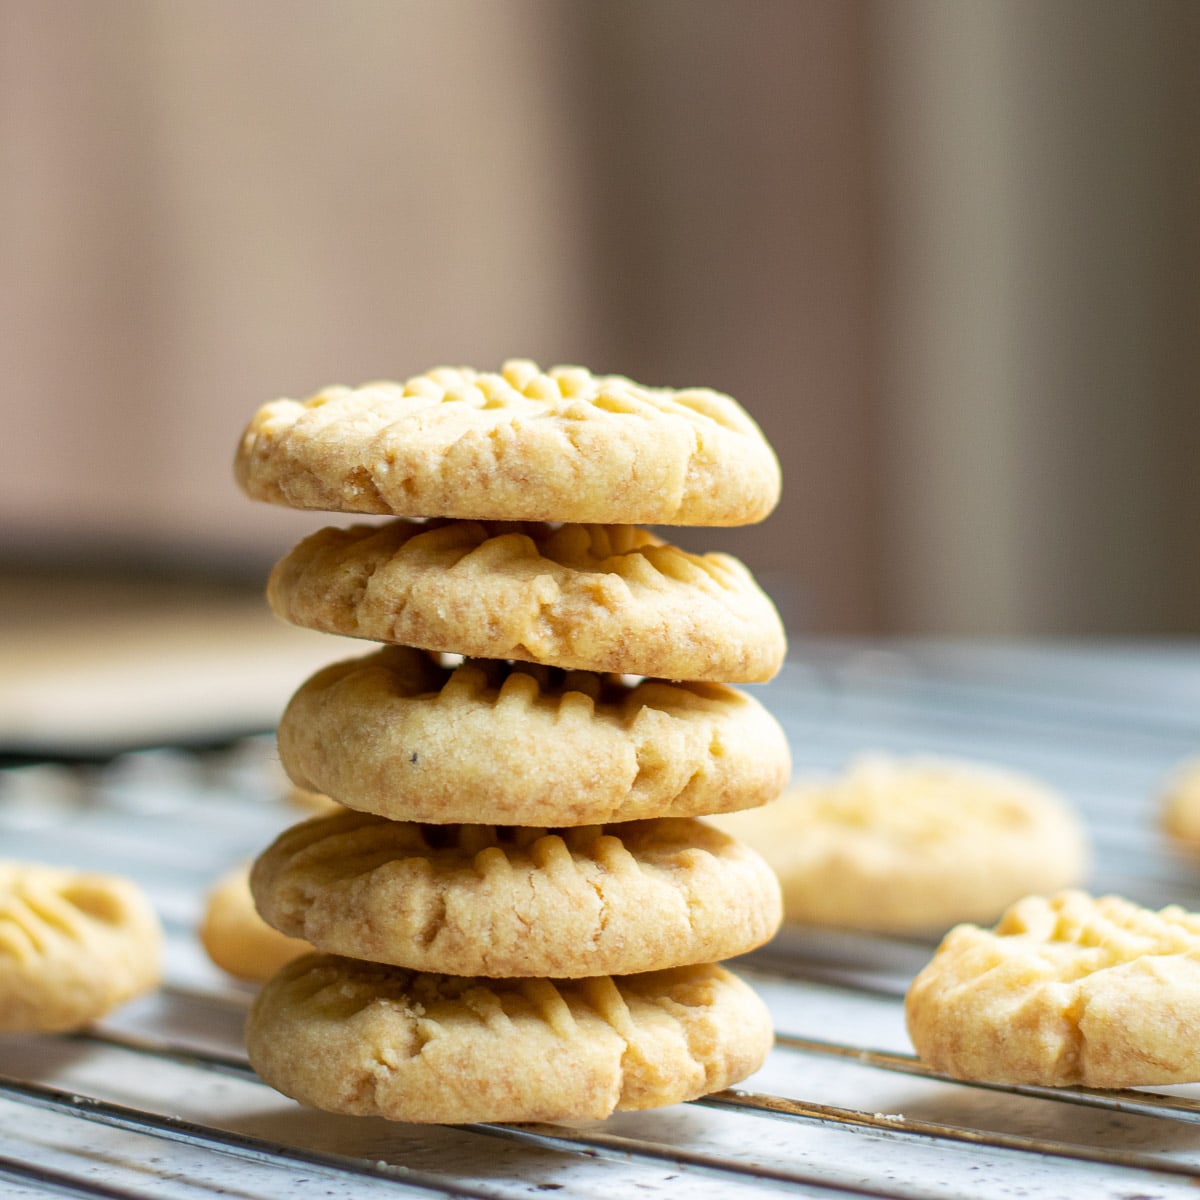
[266,519,786,682]
[906,891,1200,1088]
[249,810,782,978]
[0,861,162,1032]
[246,953,773,1123]
[276,648,790,826]
[285,784,341,815]
[711,755,1088,934]
[199,864,312,984]
[235,360,780,527]
[1161,757,1200,848]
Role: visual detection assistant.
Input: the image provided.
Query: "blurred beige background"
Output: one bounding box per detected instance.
[2,0,1198,637]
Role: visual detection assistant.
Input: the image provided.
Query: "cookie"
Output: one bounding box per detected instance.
[277,647,791,826]
[906,891,1200,1088]
[249,810,782,978]
[234,360,780,527]
[266,519,786,682]
[1161,758,1200,847]
[0,860,162,1032]
[199,864,312,984]
[286,784,340,815]
[246,953,773,1123]
[709,755,1088,934]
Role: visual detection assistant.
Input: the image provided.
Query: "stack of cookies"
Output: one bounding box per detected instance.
[233,361,790,1124]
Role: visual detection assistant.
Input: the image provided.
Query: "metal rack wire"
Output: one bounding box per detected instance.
[4,640,1200,1199]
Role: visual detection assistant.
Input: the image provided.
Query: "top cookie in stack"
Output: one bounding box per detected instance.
[236,359,781,527]
[233,360,789,1125]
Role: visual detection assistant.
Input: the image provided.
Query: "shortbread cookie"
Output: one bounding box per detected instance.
[235,360,780,527]
[710,755,1088,934]
[1161,758,1200,847]
[906,891,1200,1088]
[250,810,782,978]
[267,520,786,682]
[247,953,773,1123]
[199,865,312,984]
[277,647,791,826]
[0,861,161,1032]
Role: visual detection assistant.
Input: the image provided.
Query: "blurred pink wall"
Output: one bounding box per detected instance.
[2,1,601,556]
[2,1,1197,635]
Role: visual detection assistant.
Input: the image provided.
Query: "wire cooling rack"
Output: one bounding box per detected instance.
[4,639,1200,1199]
